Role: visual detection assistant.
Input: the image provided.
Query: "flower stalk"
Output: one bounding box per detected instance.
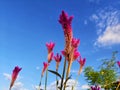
[45,67,48,90]
[60,57,67,90]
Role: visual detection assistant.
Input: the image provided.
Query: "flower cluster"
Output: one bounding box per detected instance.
[9,10,86,90]
[91,85,100,90]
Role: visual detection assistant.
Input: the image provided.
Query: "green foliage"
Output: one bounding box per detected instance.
[84,67,101,85]
[84,51,118,89]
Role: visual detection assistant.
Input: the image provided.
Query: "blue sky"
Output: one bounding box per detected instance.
[0,0,120,90]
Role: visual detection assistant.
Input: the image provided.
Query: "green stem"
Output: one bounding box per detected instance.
[56,69,58,90]
[60,58,67,90]
[39,75,43,90]
[45,68,48,90]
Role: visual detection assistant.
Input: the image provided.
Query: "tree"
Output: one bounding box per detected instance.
[84,51,119,90]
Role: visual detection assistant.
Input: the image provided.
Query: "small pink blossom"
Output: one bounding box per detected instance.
[10,66,22,89]
[54,53,62,70]
[54,53,62,63]
[46,42,55,53]
[78,56,86,67]
[117,61,120,67]
[71,38,80,48]
[61,50,66,56]
[91,85,100,90]
[73,49,80,60]
[78,56,86,74]
[42,62,49,77]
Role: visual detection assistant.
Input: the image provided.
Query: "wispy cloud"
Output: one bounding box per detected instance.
[95,24,120,46]
[70,69,78,74]
[3,73,11,80]
[47,79,79,90]
[89,0,100,3]
[91,7,120,47]
[36,66,40,70]
[12,82,28,90]
[84,20,88,25]
[81,84,90,90]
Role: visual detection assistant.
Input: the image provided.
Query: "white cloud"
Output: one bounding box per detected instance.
[34,79,90,90]
[92,14,99,21]
[95,24,120,46]
[34,79,79,90]
[3,73,11,80]
[70,70,78,74]
[12,82,28,90]
[91,8,120,46]
[84,20,88,25]
[89,0,100,3]
[81,84,90,90]
[36,66,40,70]
[47,79,79,90]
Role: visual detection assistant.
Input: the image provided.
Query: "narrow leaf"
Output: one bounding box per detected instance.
[48,70,62,78]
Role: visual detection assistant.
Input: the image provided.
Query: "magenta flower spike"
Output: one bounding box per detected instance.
[78,56,86,67]
[59,11,73,55]
[59,10,73,30]
[117,61,120,68]
[78,56,86,74]
[46,42,55,63]
[54,53,62,63]
[46,42,55,53]
[91,85,100,90]
[71,38,80,48]
[54,53,62,70]
[41,62,49,77]
[9,66,22,89]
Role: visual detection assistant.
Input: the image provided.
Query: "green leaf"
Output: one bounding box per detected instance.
[48,70,62,78]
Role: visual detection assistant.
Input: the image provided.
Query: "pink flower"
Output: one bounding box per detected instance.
[59,10,73,30]
[78,56,86,74]
[61,50,66,57]
[73,49,80,60]
[42,62,49,77]
[10,66,22,89]
[54,53,62,70]
[46,42,55,53]
[48,52,54,63]
[117,61,120,67]
[59,11,73,55]
[46,42,55,63]
[91,85,100,90]
[71,38,80,48]
[61,50,69,60]
[54,53,62,63]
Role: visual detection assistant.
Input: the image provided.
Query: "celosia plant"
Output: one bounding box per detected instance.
[9,66,22,90]
[38,10,86,90]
